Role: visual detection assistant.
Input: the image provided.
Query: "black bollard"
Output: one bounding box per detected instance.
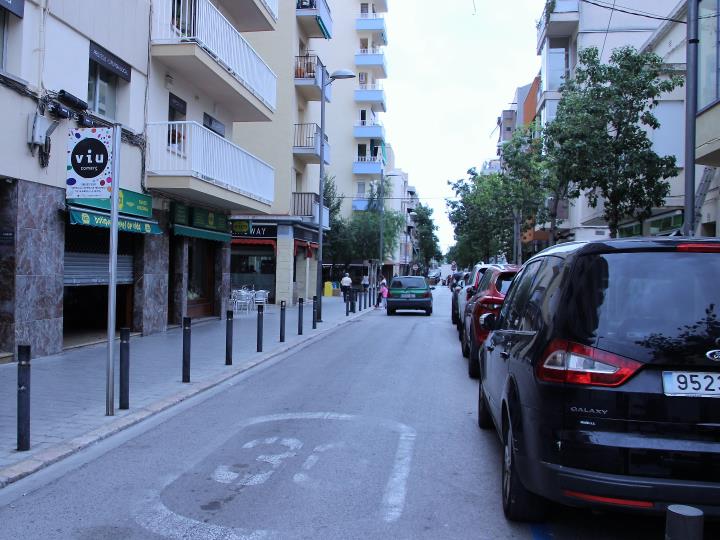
[351,289,357,313]
[182,317,191,383]
[666,505,703,540]
[312,296,317,329]
[257,304,264,352]
[280,300,286,342]
[298,298,304,335]
[225,310,233,366]
[119,328,130,410]
[346,296,350,316]
[17,345,30,452]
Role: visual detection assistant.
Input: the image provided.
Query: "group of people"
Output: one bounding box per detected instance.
[339,273,389,308]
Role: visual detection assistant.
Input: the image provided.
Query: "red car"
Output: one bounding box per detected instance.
[461,264,519,378]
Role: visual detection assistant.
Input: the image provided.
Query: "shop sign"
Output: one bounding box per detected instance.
[172,203,189,225]
[69,209,162,235]
[192,208,228,232]
[66,128,113,199]
[231,221,277,238]
[1,0,24,18]
[68,188,152,219]
[89,42,131,82]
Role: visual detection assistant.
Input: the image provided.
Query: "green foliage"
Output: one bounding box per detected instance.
[446,170,515,266]
[323,175,352,265]
[412,204,443,268]
[550,46,683,237]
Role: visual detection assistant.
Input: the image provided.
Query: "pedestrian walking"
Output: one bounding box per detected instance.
[380,280,389,309]
[361,274,369,292]
[375,275,387,308]
[340,273,352,302]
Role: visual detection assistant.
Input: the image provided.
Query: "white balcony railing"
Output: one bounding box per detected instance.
[147,121,274,204]
[359,12,383,18]
[355,155,384,163]
[355,119,383,127]
[152,0,277,110]
[357,47,385,55]
[358,83,383,90]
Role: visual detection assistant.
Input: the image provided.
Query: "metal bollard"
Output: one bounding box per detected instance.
[312,296,317,329]
[182,317,191,383]
[666,505,703,540]
[351,290,357,313]
[280,300,286,342]
[257,304,264,352]
[119,328,130,410]
[17,345,31,452]
[225,310,233,366]
[346,296,350,316]
[298,298,304,335]
[358,290,363,311]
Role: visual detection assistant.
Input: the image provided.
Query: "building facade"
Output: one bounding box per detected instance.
[0,0,280,359]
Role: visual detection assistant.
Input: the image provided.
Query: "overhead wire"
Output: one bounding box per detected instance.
[580,0,719,23]
[600,0,617,60]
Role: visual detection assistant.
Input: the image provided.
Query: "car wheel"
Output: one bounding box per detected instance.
[425,308,432,316]
[502,420,548,522]
[477,377,492,430]
[451,308,458,324]
[457,321,463,341]
[461,328,470,358]
[387,309,395,316]
[468,337,480,379]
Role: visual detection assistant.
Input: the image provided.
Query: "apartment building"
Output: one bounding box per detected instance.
[535,0,679,242]
[0,0,279,359]
[228,0,334,305]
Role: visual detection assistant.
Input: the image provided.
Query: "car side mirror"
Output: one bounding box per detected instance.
[479,313,497,331]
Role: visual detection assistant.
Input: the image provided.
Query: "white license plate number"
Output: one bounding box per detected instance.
[401,294,415,299]
[662,371,720,397]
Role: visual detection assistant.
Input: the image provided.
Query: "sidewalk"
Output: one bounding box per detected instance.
[0,295,372,488]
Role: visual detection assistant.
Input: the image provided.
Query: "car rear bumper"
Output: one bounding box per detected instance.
[516,455,720,516]
[386,298,432,311]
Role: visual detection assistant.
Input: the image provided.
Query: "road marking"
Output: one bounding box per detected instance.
[135,412,417,537]
[293,442,346,484]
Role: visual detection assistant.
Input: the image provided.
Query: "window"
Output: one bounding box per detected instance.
[518,257,564,332]
[357,143,367,160]
[477,269,494,294]
[495,272,516,295]
[390,277,427,289]
[88,60,118,119]
[356,182,366,196]
[360,3,369,14]
[203,113,225,137]
[358,72,368,85]
[0,9,6,70]
[699,0,720,109]
[542,37,569,93]
[499,260,542,330]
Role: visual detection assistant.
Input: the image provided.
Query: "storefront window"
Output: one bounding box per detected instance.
[0,9,6,70]
[699,0,720,110]
[88,60,118,119]
[188,239,210,301]
[231,247,276,293]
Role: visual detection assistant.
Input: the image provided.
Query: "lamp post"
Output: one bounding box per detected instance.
[316,67,355,322]
[683,0,699,236]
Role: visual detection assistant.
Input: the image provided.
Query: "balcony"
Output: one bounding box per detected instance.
[353,120,385,140]
[151,0,277,121]
[221,0,278,32]
[296,0,333,39]
[354,84,387,112]
[536,0,579,53]
[293,123,330,165]
[355,48,387,78]
[294,55,331,102]
[356,13,387,45]
[146,121,274,212]
[353,155,384,176]
[291,192,329,227]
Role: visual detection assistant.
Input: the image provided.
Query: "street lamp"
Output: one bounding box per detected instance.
[316,67,355,322]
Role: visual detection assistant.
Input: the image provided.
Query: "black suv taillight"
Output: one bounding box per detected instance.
[536,339,642,387]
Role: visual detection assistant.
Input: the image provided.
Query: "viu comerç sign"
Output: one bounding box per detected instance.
[66,128,114,199]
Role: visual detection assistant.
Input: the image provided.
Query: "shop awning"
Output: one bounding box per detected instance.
[68,206,162,235]
[232,238,277,251]
[173,224,231,243]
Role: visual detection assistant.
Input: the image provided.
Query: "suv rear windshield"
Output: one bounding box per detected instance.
[563,251,720,362]
[391,277,427,289]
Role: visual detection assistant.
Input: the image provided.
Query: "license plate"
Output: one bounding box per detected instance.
[662,371,720,397]
[401,293,415,299]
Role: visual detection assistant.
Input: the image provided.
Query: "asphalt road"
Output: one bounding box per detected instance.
[0,288,716,539]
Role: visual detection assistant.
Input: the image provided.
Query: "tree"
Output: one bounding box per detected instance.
[412,204,442,269]
[552,46,683,237]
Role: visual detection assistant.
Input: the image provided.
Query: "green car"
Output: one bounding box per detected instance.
[386,276,434,316]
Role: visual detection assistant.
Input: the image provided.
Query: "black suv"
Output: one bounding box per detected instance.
[478,238,720,521]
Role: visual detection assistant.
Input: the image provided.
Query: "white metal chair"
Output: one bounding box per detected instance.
[254,290,269,310]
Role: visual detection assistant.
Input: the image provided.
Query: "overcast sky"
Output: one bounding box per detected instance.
[383,0,543,252]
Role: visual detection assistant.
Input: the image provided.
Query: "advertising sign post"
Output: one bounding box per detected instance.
[67,126,120,416]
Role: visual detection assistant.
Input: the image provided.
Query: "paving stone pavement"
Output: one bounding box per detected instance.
[0,294,375,486]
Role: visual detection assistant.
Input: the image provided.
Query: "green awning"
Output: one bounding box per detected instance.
[68,207,162,235]
[317,16,331,39]
[173,224,231,243]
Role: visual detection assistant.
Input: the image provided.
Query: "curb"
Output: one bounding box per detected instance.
[0,306,373,490]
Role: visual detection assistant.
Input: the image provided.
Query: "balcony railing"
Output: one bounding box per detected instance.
[357,47,384,55]
[355,155,384,163]
[296,0,333,38]
[147,121,274,204]
[152,0,277,110]
[358,82,383,90]
[293,123,327,148]
[537,0,580,31]
[292,192,319,216]
[358,12,383,18]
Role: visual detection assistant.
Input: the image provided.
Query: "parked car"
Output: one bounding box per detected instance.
[450,271,469,324]
[386,276,434,316]
[455,264,492,340]
[427,268,442,285]
[477,238,720,522]
[461,265,519,378]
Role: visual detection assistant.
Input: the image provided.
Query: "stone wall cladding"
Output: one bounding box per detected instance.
[215,242,231,318]
[133,209,169,334]
[0,180,18,353]
[14,181,65,357]
[169,235,188,325]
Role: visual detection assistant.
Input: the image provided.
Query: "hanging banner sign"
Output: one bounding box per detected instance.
[66,128,113,199]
